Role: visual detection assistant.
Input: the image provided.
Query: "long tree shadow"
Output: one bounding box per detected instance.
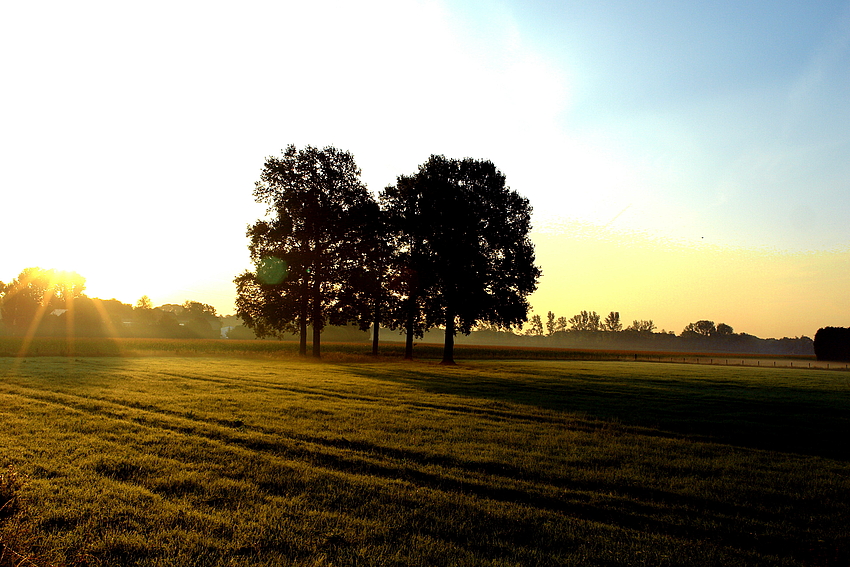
[347,360,850,461]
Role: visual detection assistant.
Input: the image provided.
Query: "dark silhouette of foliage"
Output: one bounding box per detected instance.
[716,322,734,336]
[568,311,601,332]
[383,155,540,364]
[525,314,544,336]
[602,311,622,332]
[627,319,656,333]
[546,311,556,336]
[338,199,394,355]
[814,327,850,361]
[682,320,716,337]
[235,145,376,357]
[380,173,435,359]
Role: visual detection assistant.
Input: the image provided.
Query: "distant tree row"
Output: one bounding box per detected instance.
[235,145,541,364]
[520,311,742,339]
[463,311,811,356]
[0,268,222,339]
[522,310,656,336]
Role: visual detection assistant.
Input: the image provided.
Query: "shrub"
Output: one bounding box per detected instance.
[814,327,850,361]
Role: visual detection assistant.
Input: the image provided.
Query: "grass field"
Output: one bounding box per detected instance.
[0,336,832,368]
[1,343,849,565]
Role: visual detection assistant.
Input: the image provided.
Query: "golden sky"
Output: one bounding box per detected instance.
[530,222,850,338]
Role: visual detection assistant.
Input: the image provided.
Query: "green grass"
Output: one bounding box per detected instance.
[1,354,849,565]
[0,336,824,365]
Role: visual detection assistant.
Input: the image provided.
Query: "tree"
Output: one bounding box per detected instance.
[602,311,622,332]
[555,316,568,333]
[814,327,850,361]
[182,301,217,318]
[235,145,376,357]
[546,311,556,336]
[339,199,393,356]
[627,319,656,333]
[568,311,600,332]
[181,301,220,338]
[383,155,540,363]
[0,268,86,335]
[136,295,153,310]
[381,172,439,360]
[683,320,715,337]
[716,323,734,336]
[525,314,544,336]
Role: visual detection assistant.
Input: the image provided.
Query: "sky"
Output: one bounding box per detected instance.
[3,0,850,339]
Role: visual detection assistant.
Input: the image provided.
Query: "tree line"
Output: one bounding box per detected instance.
[521,311,738,338]
[234,145,541,365]
[518,310,656,335]
[0,267,224,339]
[0,266,815,356]
[464,311,813,355]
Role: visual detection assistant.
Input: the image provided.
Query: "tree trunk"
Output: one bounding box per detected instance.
[441,309,456,365]
[311,279,322,359]
[298,283,308,357]
[371,302,380,356]
[404,299,414,360]
[312,323,321,358]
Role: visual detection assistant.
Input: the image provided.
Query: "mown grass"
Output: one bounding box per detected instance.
[0,355,848,565]
[0,336,823,366]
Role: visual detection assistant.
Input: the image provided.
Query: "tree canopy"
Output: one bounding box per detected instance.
[382,155,540,364]
[235,145,376,357]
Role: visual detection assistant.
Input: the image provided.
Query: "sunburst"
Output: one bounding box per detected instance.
[3,268,125,362]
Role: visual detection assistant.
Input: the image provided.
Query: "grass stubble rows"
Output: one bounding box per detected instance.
[0,343,848,565]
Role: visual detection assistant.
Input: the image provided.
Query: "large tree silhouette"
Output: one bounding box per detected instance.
[380,173,433,359]
[235,145,375,357]
[384,155,540,364]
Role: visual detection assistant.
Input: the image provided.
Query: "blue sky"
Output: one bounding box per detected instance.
[507,0,850,250]
[2,0,849,338]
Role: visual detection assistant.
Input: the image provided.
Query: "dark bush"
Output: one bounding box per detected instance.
[814,327,850,361]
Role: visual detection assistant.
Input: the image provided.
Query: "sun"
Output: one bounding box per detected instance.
[2,267,126,358]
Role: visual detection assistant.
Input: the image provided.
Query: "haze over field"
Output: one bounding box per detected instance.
[3,0,850,339]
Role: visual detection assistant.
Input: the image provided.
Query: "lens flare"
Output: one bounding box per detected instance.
[258,257,288,285]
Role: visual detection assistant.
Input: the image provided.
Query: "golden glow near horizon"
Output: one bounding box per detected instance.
[528,222,850,339]
[6,223,848,341]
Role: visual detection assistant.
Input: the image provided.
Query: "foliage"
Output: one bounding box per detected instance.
[716,322,734,335]
[524,314,544,336]
[382,155,540,364]
[0,268,86,334]
[545,311,556,335]
[602,311,622,332]
[814,326,850,361]
[682,320,716,337]
[626,319,656,333]
[236,145,375,357]
[568,310,600,332]
[0,356,848,566]
[379,174,432,359]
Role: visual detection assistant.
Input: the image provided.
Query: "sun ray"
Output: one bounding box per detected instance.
[88,297,126,356]
[64,286,75,358]
[15,272,61,359]
[2,268,126,362]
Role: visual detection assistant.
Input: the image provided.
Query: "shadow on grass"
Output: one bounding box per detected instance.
[346,360,850,462]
